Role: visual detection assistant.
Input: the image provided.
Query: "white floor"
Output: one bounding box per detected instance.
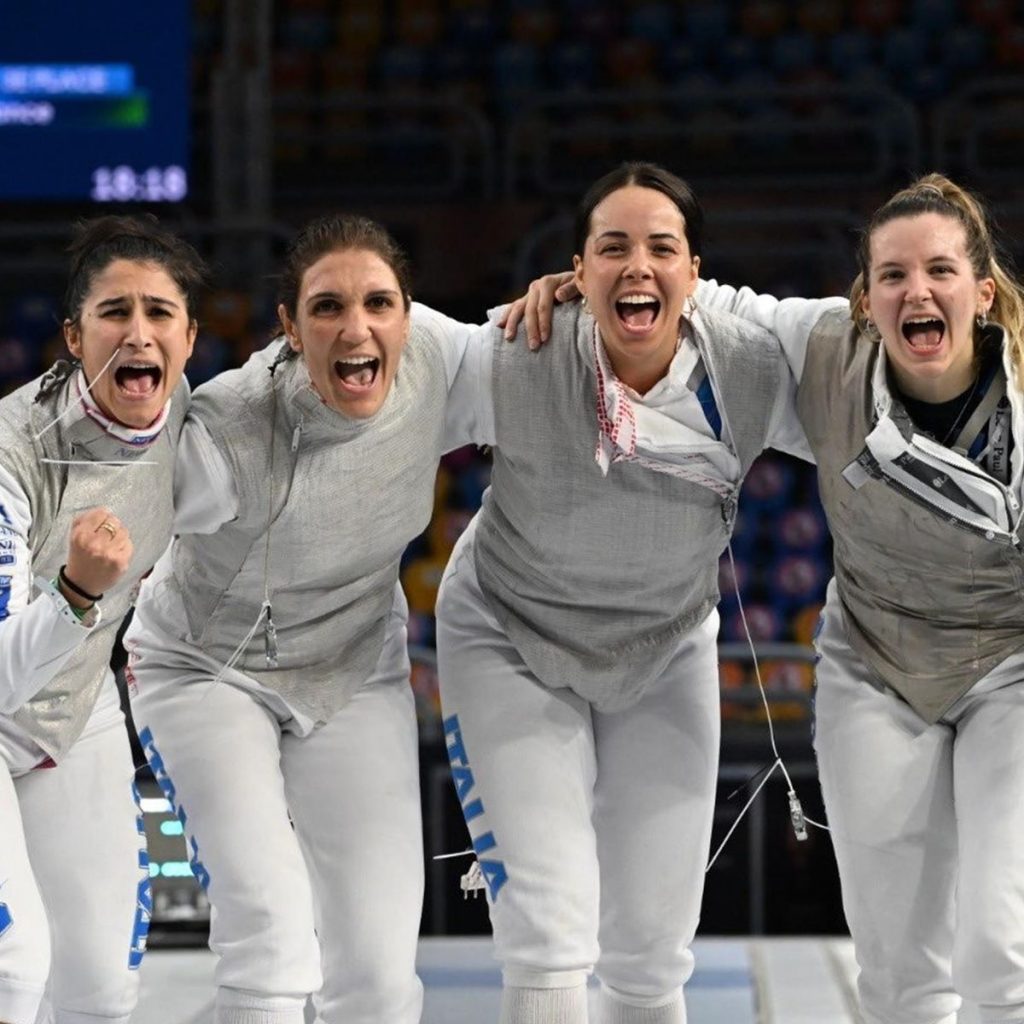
[132,936,984,1023]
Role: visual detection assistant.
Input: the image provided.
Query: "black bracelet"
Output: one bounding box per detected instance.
[58,565,103,603]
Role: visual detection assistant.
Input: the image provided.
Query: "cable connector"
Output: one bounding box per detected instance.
[460,859,486,899]
[263,603,279,668]
[788,790,808,841]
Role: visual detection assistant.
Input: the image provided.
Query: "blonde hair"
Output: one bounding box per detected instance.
[849,173,1024,388]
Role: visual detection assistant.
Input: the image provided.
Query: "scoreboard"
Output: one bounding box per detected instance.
[0,4,190,202]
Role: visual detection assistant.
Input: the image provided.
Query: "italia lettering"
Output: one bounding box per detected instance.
[129,783,151,968]
[443,714,508,900]
[138,727,211,890]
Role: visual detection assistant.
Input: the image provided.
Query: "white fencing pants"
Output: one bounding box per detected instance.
[130,613,424,1024]
[815,591,1024,1024]
[0,688,146,1024]
[436,535,720,1022]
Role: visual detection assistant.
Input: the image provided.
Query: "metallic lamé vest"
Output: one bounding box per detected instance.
[0,369,185,760]
[475,302,786,712]
[797,307,1024,723]
[161,329,450,724]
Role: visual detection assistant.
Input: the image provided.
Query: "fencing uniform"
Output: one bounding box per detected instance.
[435,301,804,1023]
[125,303,486,1024]
[0,367,186,1024]
[699,280,1024,1024]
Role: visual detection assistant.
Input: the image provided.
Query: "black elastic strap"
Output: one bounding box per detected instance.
[58,565,103,603]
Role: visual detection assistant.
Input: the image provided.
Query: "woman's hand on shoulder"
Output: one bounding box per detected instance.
[499,271,579,349]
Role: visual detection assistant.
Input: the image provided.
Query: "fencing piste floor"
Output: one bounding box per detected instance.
[134,936,984,1023]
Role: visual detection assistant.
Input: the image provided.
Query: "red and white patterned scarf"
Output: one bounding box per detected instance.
[590,325,736,500]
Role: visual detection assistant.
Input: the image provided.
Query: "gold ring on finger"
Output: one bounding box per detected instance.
[98,520,118,538]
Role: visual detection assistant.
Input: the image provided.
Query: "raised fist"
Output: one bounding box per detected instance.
[59,507,134,607]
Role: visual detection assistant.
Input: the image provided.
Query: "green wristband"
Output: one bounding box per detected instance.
[53,577,92,620]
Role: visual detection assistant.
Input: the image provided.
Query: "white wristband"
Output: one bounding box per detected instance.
[35,575,102,629]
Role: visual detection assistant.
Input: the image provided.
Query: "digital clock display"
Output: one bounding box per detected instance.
[0,4,189,202]
[91,165,188,203]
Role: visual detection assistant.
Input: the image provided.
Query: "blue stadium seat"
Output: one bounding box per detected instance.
[881,27,929,76]
[375,43,428,88]
[941,24,988,71]
[661,38,706,80]
[771,30,819,76]
[718,35,764,80]
[448,5,499,49]
[574,6,622,45]
[683,1,731,49]
[827,29,875,79]
[904,63,951,102]
[432,44,487,105]
[8,293,59,344]
[548,40,599,92]
[278,10,332,50]
[628,2,678,44]
[910,0,958,32]
[493,42,543,107]
[670,69,722,110]
[729,67,778,116]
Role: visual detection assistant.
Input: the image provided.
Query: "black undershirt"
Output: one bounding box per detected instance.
[895,343,1002,448]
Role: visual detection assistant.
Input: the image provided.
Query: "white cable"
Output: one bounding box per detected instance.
[705,543,829,872]
[39,459,159,466]
[202,600,270,694]
[33,346,122,440]
[706,757,781,872]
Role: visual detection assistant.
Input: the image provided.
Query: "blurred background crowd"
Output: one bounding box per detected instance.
[1,0,1022,938]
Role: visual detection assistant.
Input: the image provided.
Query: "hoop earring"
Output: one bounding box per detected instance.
[976,311,988,330]
[864,319,880,341]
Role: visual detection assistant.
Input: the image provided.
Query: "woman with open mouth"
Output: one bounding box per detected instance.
[124,213,499,1024]
[0,215,202,1024]
[522,172,1024,1024]
[696,175,1024,1024]
[433,161,806,1024]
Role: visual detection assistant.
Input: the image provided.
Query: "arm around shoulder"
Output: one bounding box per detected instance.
[696,278,850,382]
[172,414,239,535]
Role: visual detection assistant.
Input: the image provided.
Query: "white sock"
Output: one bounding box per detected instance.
[215,987,308,1024]
[500,984,589,1024]
[597,987,685,1024]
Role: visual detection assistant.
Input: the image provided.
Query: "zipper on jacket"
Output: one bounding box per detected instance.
[910,434,1022,538]
[875,468,1018,547]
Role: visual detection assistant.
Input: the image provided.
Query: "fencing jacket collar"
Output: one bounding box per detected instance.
[275,341,405,445]
[843,328,1023,542]
[75,370,170,448]
[582,313,741,496]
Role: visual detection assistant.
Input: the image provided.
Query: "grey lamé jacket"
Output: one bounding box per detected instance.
[0,368,186,760]
[799,307,1024,723]
[152,323,454,726]
[475,302,790,712]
